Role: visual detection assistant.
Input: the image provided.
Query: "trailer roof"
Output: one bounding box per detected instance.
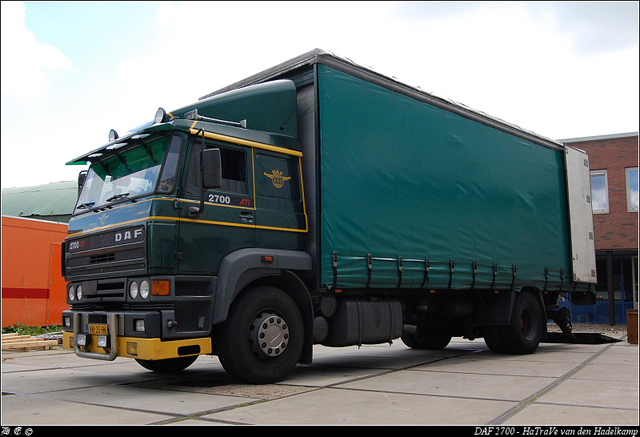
[202,49,565,152]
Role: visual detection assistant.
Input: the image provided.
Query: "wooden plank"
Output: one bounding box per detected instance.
[1,334,32,340]
[1,338,58,351]
[2,336,41,343]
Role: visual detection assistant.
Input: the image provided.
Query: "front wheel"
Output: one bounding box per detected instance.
[215,286,304,384]
[402,328,452,350]
[136,355,197,373]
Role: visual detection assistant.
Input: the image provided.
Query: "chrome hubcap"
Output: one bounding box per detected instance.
[249,311,289,358]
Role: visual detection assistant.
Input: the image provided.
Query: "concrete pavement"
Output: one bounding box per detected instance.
[1,333,637,426]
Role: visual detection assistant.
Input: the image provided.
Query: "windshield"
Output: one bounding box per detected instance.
[74,134,182,213]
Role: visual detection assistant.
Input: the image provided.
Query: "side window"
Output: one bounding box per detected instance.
[156,135,183,193]
[220,148,247,194]
[185,142,202,197]
[590,170,609,214]
[185,141,248,196]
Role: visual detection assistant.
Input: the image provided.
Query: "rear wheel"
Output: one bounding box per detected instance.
[215,286,304,384]
[484,292,543,354]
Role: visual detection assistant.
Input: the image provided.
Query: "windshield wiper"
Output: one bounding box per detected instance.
[106,192,130,202]
[76,202,95,210]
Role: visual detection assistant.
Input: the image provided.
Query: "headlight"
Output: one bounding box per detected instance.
[140,281,150,299]
[68,285,76,301]
[129,281,139,299]
[76,285,83,300]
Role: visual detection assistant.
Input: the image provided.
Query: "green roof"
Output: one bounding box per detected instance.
[1,181,77,222]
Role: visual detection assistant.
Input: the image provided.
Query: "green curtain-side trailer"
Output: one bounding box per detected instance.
[206,50,596,296]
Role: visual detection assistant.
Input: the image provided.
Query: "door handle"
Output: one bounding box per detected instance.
[239,212,254,223]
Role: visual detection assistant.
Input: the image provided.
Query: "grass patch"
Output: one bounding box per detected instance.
[2,323,62,337]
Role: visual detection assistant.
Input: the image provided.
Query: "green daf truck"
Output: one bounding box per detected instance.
[62,49,597,383]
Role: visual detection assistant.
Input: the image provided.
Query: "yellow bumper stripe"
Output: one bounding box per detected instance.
[63,332,212,361]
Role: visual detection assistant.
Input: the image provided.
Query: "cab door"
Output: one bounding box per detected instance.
[177,139,255,274]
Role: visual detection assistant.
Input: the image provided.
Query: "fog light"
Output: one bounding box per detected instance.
[134,319,145,332]
[63,316,71,328]
[126,342,138,356]
[76,333,87,346]
[97,335,108,348]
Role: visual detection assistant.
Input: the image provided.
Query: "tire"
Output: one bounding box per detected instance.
[215,286,304,384]
[401,330,421,349]
[486,292,543,355]
[402,327,452,350]
[482,325,507,353]
[136,355,197,373]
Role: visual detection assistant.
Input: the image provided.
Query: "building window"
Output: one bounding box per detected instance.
[590,170,609,214]
[626,167,638,212]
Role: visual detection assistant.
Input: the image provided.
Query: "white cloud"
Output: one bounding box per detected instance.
[1,2,74,103]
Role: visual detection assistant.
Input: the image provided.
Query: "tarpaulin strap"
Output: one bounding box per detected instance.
[421,258,431,288]
[542,267,549,292]
[332,250,338,289]
[559,268,565,292]
[490,263,498,289]
[470,261,478,290]
[510,264,517,291]
[447,259,455,289]
[397,256,404,288]
[366,253,373,288]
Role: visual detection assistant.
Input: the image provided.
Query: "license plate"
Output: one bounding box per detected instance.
[88,324,108,335]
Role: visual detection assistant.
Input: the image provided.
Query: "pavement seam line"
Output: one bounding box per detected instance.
[486,342,617,425]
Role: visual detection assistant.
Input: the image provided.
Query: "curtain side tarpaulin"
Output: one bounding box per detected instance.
[317,65,573,292]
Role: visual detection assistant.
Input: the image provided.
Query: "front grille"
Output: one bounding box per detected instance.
[91,253,115,263]
[65,227,146,280]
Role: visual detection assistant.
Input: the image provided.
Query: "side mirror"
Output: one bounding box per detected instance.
[189,148,222,217]
[202,148,222,189]
[77,170,88,197]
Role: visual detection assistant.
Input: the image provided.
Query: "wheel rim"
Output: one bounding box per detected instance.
[520,306,537,341]
[249,311,289,359]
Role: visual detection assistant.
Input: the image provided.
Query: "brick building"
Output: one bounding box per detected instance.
[562,132,638,324]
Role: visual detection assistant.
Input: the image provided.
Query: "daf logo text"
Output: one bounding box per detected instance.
[115,228,143,242]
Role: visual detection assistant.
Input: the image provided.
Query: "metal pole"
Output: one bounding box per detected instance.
[607,251,615,325]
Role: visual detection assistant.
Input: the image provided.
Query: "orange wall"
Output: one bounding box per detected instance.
[2,216,69,327]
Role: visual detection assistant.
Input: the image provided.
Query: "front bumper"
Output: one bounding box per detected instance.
[62,311,212,361]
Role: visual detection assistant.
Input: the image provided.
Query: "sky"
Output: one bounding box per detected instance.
[1,1,638,189]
